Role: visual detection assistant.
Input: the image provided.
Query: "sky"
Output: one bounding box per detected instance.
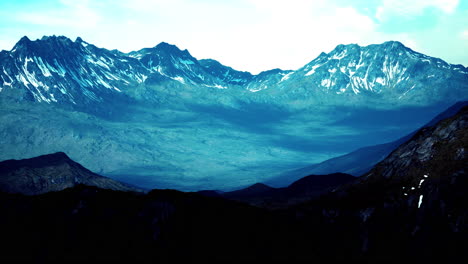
[0,0,467,74]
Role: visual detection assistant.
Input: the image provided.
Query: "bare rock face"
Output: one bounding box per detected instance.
[366,105,467,182]
[0,152,140,195]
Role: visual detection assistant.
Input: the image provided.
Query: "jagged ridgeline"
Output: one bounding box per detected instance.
[0,36,467,190]
[1,36,466,107]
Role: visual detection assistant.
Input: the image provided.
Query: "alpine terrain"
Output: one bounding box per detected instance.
[1,35,467,190]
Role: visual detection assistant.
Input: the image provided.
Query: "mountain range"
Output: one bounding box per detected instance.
[2,36,467,107]
[1,35,467,190]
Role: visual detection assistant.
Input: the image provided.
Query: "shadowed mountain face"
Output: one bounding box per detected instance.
[0,152,140,195]
[1,36,467,190]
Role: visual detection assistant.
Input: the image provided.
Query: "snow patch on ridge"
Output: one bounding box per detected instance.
[35,57,52,77]
[179,58,195,65]
[204,84,228,89]
[280,72,293,82]
[375,77,385,85]
[321,79,331,87]
[331,49,347,60]
[172,76,185,84]
[305,64,322,76]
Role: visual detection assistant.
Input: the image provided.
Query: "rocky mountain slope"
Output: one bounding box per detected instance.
[290,105,468,261]
[0,152,140,195]
[350,105,467,196]
[272,42,467,104]
[269,101,468,186]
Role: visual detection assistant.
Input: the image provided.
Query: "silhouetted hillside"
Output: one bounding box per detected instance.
[0,152,140,195]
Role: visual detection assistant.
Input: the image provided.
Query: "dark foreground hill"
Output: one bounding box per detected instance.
[221,173,355,208]
[0,106,467,262]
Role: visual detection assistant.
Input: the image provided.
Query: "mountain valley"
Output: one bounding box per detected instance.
[1,36,467,190]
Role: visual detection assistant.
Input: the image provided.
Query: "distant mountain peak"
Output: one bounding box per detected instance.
[292,39,468,99]
[74,36,91,48]
[36,151,70,160]
[11,36,32,52]
[18,35,31,43]
[35,151,72,163]
[381,40,406,48]
[223,182,275,199]
[0,152,74,174]
[12,35,78,54]
[40,35,69,41]
[37,35,76,47]
[288,173,355,189]
[155,41,177,48]
[326,41,408,58]
[154,42,190,55]
[257,68,290,76]
[248,183,273,190]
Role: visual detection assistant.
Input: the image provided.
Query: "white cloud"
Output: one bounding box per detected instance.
[0,0,466,72]
[76,0,380,73]
[460,29,468,39]
[432,0,459,13]
[177,1,378,72]
[16,0,100,29]
[376,0,459,21]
